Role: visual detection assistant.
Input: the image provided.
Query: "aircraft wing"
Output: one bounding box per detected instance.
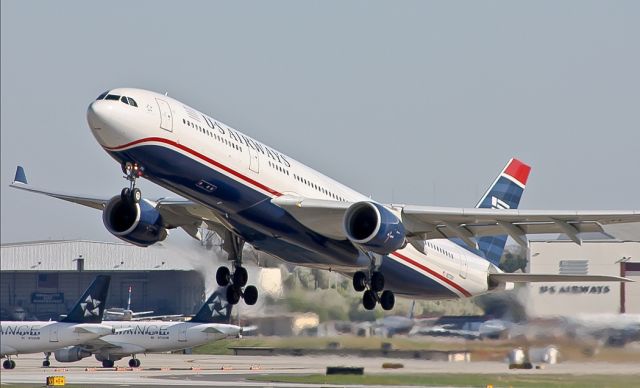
[9,166,228,240]
[272,195,640,246]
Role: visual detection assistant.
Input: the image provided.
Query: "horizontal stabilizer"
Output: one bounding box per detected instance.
[489,273,632,283]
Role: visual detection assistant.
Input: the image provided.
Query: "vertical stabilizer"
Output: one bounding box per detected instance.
[189,286,232,324]
[61,275,111,323]
[474,158,531,266]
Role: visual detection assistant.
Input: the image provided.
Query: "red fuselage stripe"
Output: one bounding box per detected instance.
[104,137,282,196]
[390,252,472,297]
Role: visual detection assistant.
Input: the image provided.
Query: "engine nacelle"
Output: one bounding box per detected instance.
[54,346,92,363]
[102,195,167,247]
[343,201,406,255]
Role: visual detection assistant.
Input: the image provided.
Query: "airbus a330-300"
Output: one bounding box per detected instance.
[11,88,639,311]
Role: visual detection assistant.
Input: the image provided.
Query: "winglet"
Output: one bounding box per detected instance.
[13,166,27,184]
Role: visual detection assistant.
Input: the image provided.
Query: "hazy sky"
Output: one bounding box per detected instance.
[1,1,639,243]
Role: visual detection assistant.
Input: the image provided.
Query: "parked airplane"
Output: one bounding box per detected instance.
[10,88,638,311]
[103,286,182,321]
[1,275,114,369]
[52,287,240,368]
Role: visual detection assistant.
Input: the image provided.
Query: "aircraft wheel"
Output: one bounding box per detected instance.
[362,290,377,310]
[370,271,385,292]
[128,358,136,367]
[352,271,366,292]
[121,187,131,202]
[380,290,395,311]
[243,285,258,305]
[216,266,231,287]
[10,360,16,369]
[42,360,50,368]
[226,286,241,305]
[131,188,142,203]
[135,359,141,367]
[3,360,12,369]
[102,360,114,368]
[233,267,248,287]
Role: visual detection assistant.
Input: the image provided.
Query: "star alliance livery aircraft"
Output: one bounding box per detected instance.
[11,88,638,311]
[53,287,240,368]
[1,275,114,369]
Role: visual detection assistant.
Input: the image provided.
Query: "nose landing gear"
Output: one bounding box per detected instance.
[120,162,144,204]
[215,233,259,306]
[128,357,141,368]
[3,358,16,369]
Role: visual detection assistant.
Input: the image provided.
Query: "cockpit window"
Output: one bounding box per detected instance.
[96,91,109,100]
[105,94,120,101]
[119,96,138,107]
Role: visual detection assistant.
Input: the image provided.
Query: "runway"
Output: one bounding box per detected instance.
[2,353,640,387]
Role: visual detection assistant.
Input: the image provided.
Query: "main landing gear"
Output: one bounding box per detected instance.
[352,268,395,311]
[3,358,16,369]
[42,352,51,367]
[128,357,141,368]
[102,359,115,368]
[215,233,258,306]
[120,162,143,204]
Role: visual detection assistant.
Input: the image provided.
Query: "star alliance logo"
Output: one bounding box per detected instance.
[80,295,102,317]
[206,293,225,317]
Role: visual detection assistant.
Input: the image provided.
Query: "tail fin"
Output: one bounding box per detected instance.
[475,158,531,266]
[189,286,233,324]
[61,275,111,323]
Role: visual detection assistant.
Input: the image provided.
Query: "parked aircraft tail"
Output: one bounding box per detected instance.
[474,158,531,266]
[190,286,232,324]
[61,275,111,324]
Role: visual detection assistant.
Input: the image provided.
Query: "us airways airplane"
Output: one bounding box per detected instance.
[1,275,114,369]
[10,88,638,312]
[53,287,240,368]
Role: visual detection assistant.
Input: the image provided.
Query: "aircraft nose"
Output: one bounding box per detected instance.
[87,101,112,130]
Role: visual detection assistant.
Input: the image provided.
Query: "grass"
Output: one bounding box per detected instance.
[249,373,640,387]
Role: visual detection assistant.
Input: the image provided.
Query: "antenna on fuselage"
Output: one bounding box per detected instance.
[164,92,168,96]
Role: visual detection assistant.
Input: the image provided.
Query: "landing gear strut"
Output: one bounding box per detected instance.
[128,357,141,368]
[352,264,395,311]
[120,162,143,204]
[215,232,259,306]
[42,352,51,367]
[3,359,16,369]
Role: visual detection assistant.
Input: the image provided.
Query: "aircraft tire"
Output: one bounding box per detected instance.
[102,360,114,368]
[131,188,142,203]
[121,187,131,202]
[380,290,395,311]
[226,286,241,305]
[233,267,248,287]
[216,266,231,287]
[3,360,12,369]
[370,272,385,293]
[362,290,377,310]
[10,360,16,369]
[42,360,50,368]
[352,271,366,292]
[243,285,258,305]
[128,359,136,367]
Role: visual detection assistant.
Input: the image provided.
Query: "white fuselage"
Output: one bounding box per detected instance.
[1,321,113,356]
[87,88,494,299]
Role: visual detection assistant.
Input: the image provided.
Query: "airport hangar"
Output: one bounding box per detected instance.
[0,240,208,321]
[524,240,640,316]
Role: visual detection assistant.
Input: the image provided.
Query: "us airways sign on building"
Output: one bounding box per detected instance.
[539,285,611,295]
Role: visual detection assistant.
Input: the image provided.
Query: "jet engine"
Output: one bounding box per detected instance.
[54,346,92,362]
[102,195,167,247]
[343,201,406,254]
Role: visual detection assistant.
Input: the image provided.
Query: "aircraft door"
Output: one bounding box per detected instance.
[459,254,468,279]
[156,98,173,132]
[49,325,59,342]
[247,146,259,173]
[178,326,187,342]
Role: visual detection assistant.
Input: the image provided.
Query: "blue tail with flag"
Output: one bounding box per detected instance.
[474,158,531,266]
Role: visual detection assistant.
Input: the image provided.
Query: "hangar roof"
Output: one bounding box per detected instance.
[0,240,206,272]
